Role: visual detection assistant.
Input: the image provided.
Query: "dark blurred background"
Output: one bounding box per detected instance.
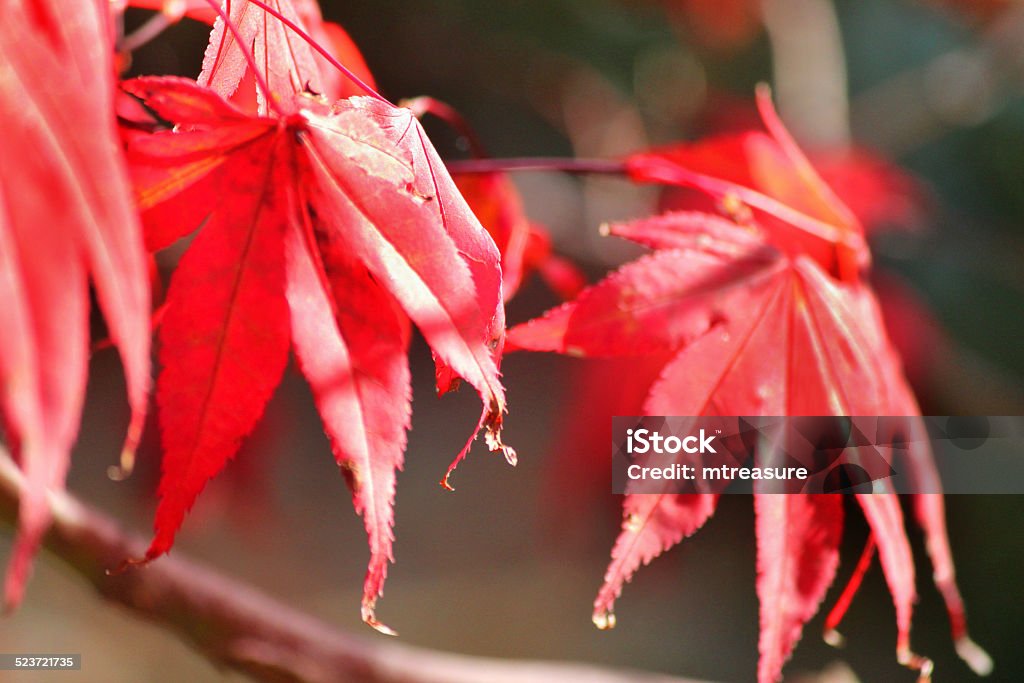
[2,0,1023,681]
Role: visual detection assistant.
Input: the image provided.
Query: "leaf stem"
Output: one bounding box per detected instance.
[630,155,869,263]
[240,0,390,104]
[445,157,627,176]
[200,0,285,117]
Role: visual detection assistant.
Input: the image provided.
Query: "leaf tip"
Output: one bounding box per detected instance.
[592,609,617,630]
[362,603,398,637]
[4,513,48,613]
[484,427,516,467]
[955,637,993,676]
[897,646,934,683]
[106,555,153,577]
[823,629,845,648]
[3,574,27,615]
[111,405,147,481]
[107,446,137,481]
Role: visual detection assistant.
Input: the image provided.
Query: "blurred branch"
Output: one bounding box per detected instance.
[0,450,707,683]
[763,1,1024,156]
[851,4,1024,155]
[762,0,851,150]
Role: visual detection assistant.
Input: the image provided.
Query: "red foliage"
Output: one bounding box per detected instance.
[121,1,510,629]
[0,3,991,678]
[126,0,375,98]
[509,90,987,681]
[0,0,151,608]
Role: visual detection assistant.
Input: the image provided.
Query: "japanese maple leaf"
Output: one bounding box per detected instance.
[0,0,151,608]
[508,90,988,680]
[648,98,943,388]
[118,1,386,528]
[195,0,375,111]
[123,10,511,627]
[125,0,375,103]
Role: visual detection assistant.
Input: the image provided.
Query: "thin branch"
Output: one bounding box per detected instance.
[445,157,626,175]
[0,450,707,683]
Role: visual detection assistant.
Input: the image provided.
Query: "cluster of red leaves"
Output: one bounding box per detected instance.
[0,1,991,678]
[544,106,937,527]
[2,0,514,632]
[0,0,151,608]
[123,0,517,632]
[508,90,991,681]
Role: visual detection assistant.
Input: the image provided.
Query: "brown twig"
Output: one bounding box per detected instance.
[0,451,706,683]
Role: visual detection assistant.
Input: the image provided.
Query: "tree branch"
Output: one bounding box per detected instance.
[0,451,706,683]
[761,0,851,150]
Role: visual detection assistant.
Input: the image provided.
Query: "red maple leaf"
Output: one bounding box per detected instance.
[126,0,375,103]
[0,0,151,609]
[195,0,373,112]
[122,3,511,631]
[508,89,989,680]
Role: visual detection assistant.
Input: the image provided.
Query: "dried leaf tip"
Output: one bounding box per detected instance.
[106,555,152,577]
[108,446,138,481]
[823,629,846,648]
[593,610,616,630]
[898,646,934,683]
[956,637,994,676]
[485,427,517,467]
[362,603,398,637]
[110,404,147,480]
